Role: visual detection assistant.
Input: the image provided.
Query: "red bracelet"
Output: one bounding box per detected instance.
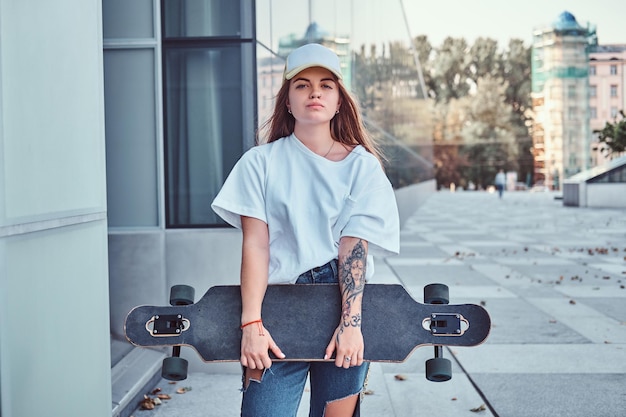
[240,319,264,335]
[240,319,262,329]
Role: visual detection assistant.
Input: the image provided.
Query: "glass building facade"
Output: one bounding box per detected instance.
[103,1,433,412]
[105,0,433,230]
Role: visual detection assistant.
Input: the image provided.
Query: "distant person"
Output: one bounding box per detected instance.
[495,169,506,198]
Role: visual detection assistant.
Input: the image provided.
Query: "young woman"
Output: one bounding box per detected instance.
[212,43,399,417]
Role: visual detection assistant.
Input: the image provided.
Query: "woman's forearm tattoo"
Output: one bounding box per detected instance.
[339,239,366,331]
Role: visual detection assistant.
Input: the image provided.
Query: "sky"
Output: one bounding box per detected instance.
[257,0,625,52]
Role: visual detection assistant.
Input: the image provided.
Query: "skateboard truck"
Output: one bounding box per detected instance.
[424,284,453,382]
[160,285,196,381]
[147,314,190,336]
[425,313,467,336]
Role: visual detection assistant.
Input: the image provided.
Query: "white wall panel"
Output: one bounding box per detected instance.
[1,223,111,417]
[0,0,106,224]
[0,1,111,416]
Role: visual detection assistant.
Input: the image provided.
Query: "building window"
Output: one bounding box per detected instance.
[610,84,618,97]
[611,107,619,118]
[590,107,597,119]
[568,106,576,120]
[589,65,596,76]
[567,85,576,99]
[162,0,255,227]
[610,64,617,75]
[590,85,596,97]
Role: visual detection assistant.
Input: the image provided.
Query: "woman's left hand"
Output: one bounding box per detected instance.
[325,323,364,368]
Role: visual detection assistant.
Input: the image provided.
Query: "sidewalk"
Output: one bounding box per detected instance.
[130,191,626,417]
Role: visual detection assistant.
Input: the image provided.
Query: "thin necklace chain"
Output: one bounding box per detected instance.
[322,140,335,158]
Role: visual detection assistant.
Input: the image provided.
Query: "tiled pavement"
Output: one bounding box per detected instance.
[130,191,626,417]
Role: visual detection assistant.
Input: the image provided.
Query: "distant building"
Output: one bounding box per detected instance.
[531,11,596,189]
[589,44,626,165]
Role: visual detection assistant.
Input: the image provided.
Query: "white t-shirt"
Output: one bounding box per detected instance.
[211,134,400,284]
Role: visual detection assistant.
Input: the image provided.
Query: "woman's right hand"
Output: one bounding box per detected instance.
[240,323,285,369]
[240,216,282,368]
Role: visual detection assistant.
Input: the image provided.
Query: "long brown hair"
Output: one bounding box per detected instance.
[257,74,384,163]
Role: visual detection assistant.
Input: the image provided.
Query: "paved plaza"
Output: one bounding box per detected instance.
[130,190,626,417]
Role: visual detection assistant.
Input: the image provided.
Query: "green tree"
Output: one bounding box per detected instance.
[466,37,502,85]
[429,36,470,173]
[412,35,435,99]
[352,36,533,189]
[459,76,518,187]
[501,39,533,185]
[593,110,626,157]
[430,37,470,102]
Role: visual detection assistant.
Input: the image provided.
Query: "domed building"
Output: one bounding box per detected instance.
[531,11,596,189]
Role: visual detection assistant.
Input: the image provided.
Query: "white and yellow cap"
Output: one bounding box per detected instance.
[283,43,343,81]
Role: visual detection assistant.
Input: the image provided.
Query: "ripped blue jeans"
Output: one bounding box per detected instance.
[241,259,369,417]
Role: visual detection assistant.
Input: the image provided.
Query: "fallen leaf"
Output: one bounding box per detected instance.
[151,388,162,395]
[394,374,407,381]
[157,394,171,400]
[140,396,155,410]
[176,387,193,394]
[451,397,458,401]
[569,300,576,305]
[470,404,487,412]
[363,389,375,395]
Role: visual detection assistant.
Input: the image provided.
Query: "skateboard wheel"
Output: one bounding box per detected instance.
[170,285,195,306]
[425,357,452,382]
[162,356,188,381]
[424,283,449,305]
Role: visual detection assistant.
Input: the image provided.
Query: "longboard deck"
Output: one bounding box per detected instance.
[125,284,490,363]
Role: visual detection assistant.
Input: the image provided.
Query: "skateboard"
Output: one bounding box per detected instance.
[125,283,490,382]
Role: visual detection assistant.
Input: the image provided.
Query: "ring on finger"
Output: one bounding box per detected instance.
[345,356,351,362]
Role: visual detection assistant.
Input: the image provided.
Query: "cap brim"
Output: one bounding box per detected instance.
[284,64,343,81]
[283,43,343,81]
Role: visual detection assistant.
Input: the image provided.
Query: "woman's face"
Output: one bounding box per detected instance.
[350,259,364,281]
[286,66,341,127]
